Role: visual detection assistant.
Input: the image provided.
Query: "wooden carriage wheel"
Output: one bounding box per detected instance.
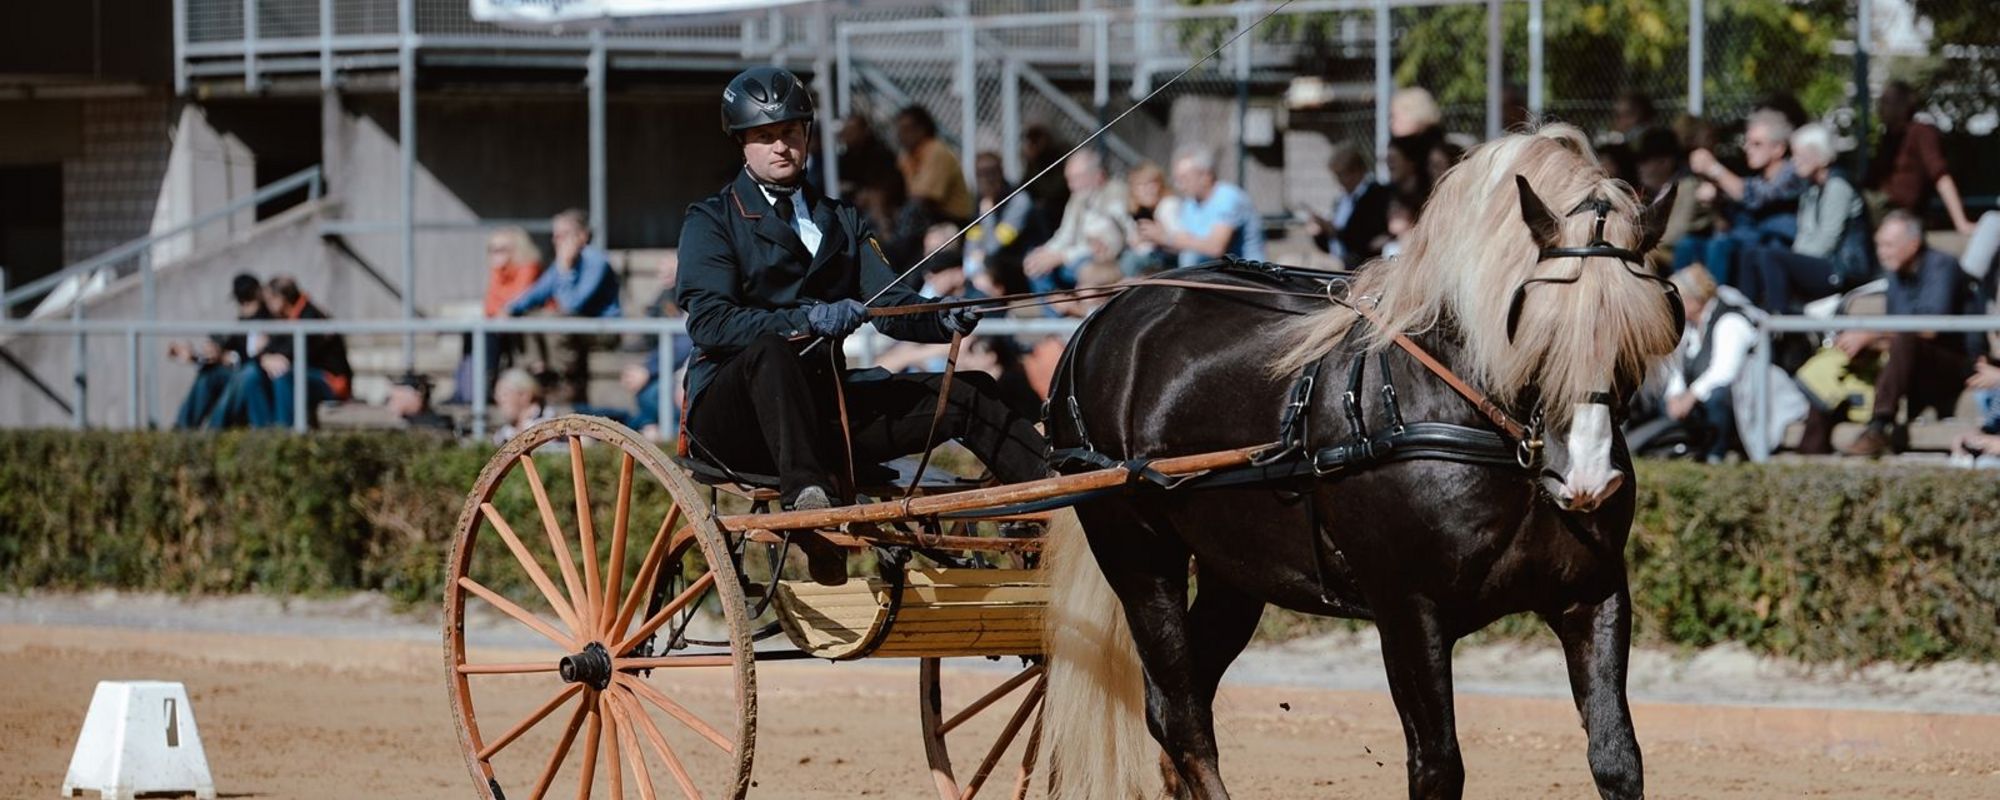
[919,657,1047,800]
[445,416,757,799]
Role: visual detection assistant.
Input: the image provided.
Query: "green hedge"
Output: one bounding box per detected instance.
[3,431,1998,664]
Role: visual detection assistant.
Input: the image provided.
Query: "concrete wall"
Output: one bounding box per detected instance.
[0,200,416,429]
[326,90,741,316]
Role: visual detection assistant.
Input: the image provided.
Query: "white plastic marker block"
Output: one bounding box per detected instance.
[61,681,216,800]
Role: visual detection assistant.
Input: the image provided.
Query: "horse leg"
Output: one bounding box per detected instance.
[1172,576,1265,795]
[1546,589,1644,800]
[1079,506,1232,799]
[1375,598,1465,800]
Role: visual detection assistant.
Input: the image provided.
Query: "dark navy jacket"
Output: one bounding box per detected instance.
[676,170,951,405]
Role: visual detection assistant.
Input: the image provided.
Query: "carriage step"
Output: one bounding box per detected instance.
[773,568,1045,660]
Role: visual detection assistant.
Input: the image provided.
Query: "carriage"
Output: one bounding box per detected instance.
[443,125,1682,800]
[443,411,1274,800]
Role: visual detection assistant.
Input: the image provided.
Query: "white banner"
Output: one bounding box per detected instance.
[470,0,816,26]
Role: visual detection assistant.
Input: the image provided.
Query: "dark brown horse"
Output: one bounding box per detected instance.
[1038,125,1681,799]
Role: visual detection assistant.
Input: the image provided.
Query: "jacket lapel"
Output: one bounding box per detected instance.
[805,184,847,274]
[732,170,812,264]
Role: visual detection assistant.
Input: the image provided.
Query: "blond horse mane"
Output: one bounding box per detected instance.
[1274,124,1681,426]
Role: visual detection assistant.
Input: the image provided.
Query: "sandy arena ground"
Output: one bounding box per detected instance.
[5,596,2000,799]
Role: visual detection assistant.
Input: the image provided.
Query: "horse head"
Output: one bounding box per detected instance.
[1508,160,1681,513]
[1275,124,1684,514]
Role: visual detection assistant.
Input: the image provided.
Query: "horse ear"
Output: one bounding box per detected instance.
[1635,182,1679,254]
[1514,175,1561,250]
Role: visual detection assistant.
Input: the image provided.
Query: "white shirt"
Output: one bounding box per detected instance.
[756,179,822,257]
[1666,310,1756,401]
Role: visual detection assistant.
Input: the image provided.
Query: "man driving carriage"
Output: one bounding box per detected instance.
[676,66,1051,585]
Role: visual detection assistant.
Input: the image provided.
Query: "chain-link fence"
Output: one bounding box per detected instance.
[834,0,1997,218]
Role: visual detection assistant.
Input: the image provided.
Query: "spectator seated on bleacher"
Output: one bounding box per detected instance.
[506,208,622,405]
[492,368,555,445]
[1656,266,1757,461]
[1735,123,1876,314]
[1143,145,1266,269]
[1022,148,1131,294]
[1869,81,1981,237]
[1303,142,1391,269]
[965,151,1050,295]
[1678,110,1806,285]
[1797,210,1980,457]
[206,275,352,429]
[895,105,973,225]
[450,226,545,405]
[388,372,454,433]
[1124,161,1185,275]
[168,272,272,429]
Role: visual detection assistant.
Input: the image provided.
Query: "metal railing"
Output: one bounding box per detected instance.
[0,165,325,428]
[0,166,324,317]
[0,316,1083,439]
[1746,314,2000,463]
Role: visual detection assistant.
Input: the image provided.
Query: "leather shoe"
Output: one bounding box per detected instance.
[786,487,847,586]
[1843,426,1893,458]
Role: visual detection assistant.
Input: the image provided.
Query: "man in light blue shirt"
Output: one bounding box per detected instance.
[1138,146,1266,268]
[506,208,623,403]
[507,209,623,318]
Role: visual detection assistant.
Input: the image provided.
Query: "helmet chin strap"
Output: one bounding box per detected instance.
[744,166,803,198]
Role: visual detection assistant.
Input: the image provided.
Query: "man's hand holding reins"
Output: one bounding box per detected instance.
[940,306,981,336]
[807,299,869,338]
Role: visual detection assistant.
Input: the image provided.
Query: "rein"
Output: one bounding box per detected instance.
[863,274,1334,319]
[869,264,1540,455]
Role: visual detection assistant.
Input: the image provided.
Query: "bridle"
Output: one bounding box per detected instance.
[1503,193,1687,346]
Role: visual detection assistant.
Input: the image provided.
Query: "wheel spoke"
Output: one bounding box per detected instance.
[479,503,585,636]
[614,688,703,800]
[570,707,602,800]
[1012,703,1044,800]
[613,673,735,754]
[459,576,575,650]
[609,692,659,800]
[616,572,716,656]
[604,692,626,800]
[458,662,561,676]
[601,453,637,639]
[940,664,1044,736]
[478,683,585,761]
[571,437,604,635]
[528,690,592,800]
[961,679,1045,800]
[520,456,593,637]
[613,509,685,644]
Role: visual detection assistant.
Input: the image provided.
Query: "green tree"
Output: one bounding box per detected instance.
[1393,0,1847,126]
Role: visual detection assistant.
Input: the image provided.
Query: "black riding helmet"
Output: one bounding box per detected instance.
[721,66,815,138]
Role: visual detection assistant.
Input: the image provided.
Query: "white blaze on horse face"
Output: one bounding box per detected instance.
[1551,401,1624,513]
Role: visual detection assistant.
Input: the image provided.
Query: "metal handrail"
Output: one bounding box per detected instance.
[1,166,324,311]
[1746,313,2000,462]
[0,315,1084,437]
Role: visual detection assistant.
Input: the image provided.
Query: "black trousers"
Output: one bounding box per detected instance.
[1797,333,1970,453]
[683,335,1050,502]
[1739,245,1846,313]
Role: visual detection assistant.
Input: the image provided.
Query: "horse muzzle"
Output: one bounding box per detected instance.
[1540,402,1625,514]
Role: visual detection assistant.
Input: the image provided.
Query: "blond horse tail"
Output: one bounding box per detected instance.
[1040,508,1157,799]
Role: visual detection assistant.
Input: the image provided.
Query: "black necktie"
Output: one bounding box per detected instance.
[766,183,799,225]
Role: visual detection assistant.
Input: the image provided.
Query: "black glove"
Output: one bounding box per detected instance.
[807,299,869,338]
[940,306,981,336]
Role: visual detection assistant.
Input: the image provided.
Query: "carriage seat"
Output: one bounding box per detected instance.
[671,452,990,502]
